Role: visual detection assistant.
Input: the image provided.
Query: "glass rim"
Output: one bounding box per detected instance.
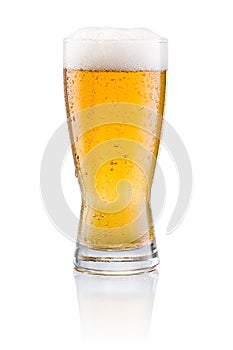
[64,38,168,44]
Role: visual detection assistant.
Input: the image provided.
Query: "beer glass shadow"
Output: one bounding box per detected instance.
[74,270,159,348]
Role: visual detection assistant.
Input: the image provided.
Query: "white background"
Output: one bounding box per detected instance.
[0,0,232,349]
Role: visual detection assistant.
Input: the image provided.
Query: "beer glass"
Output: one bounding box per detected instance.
[63,27,168,274]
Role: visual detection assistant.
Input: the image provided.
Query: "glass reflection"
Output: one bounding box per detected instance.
[74,271,159,348]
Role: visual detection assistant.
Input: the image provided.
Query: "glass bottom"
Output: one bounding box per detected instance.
[74,243,159,276]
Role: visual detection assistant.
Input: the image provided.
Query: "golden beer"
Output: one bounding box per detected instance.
[63,27,167,273]
[64,69,166,249]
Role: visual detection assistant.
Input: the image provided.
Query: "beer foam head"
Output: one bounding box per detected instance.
[63,27,168,71]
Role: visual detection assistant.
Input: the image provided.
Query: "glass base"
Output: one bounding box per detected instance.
[73,243,159,276]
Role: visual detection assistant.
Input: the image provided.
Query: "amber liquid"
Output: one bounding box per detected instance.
[64,69,166,249]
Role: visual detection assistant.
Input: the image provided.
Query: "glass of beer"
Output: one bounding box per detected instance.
[63,27,167,275]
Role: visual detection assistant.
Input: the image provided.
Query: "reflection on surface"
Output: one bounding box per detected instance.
[74,270,159,349]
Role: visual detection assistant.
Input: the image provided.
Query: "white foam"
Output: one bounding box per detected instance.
[63,27,168,71]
